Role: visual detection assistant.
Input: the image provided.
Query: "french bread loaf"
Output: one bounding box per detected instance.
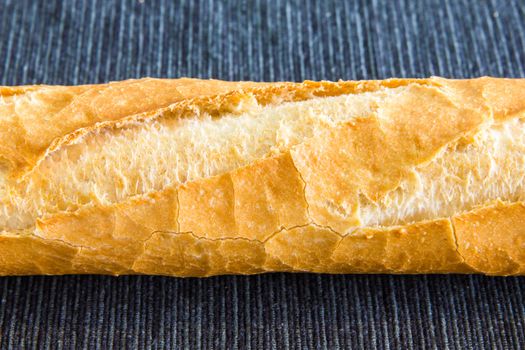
[0,77,524,276]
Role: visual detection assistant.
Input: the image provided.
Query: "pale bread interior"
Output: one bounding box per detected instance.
[1,85,523,234]
[360,118,525,227]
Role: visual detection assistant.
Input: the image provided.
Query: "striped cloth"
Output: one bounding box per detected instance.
[1,0,524,348]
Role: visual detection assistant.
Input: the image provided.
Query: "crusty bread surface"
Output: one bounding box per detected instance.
[0,77,524,276]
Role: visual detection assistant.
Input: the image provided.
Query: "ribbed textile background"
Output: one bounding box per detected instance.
[0,0,524,349]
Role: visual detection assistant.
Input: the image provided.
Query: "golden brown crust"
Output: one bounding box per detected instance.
[434,76,525,121]
[453,201,525,275]
[1,77,525,276]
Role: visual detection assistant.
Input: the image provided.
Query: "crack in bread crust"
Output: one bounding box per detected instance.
[359,118,525,228]
[2,86,407,230]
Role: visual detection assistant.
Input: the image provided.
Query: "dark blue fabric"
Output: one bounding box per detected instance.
[0,0,524,348]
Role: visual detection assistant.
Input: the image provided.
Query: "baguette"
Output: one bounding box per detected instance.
[0,77,524,276]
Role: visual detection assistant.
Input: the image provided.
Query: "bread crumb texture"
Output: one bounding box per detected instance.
[0,77,524,276]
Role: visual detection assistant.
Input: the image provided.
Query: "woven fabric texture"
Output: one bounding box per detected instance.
[0,0,524,349]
